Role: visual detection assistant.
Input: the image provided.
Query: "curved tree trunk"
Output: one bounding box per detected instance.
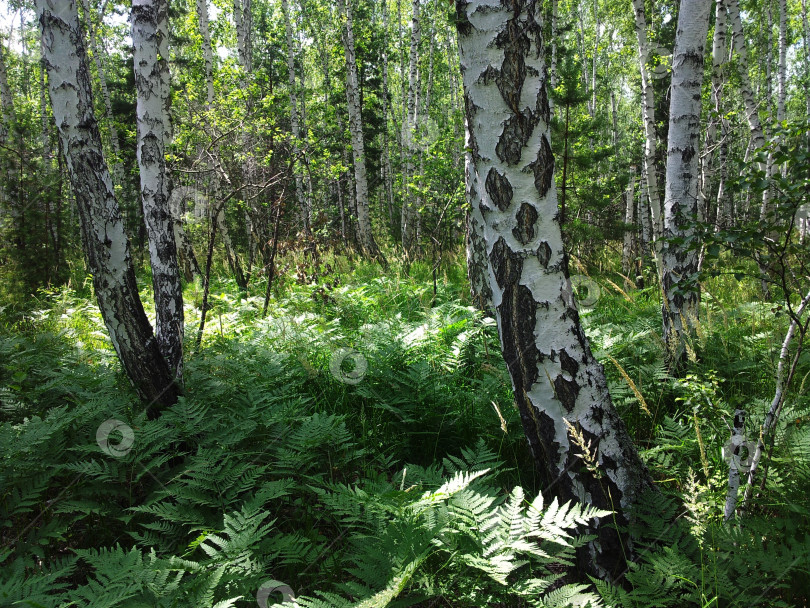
[132,0,184,382]
[455,0,654,581]
[37,0,179,414]
[661,0,712,365]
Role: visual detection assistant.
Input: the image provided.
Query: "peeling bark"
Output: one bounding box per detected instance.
[455,0,654,581]
[37,0,178,413]
[133,0,184,381]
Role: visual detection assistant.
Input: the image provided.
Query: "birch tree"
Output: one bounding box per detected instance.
[337,0,385,263]
[632,0,664,276]
[455,0,654,579]
[661,0,712,362]
[36,0,179,413]
[281,0,311,234]
[401,0,421,252]
[132,0,184,381]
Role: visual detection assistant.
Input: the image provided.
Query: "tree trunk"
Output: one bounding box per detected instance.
[464,119,492,314]
[698,0,728,234]
[622,167,636,279]
[661,0,712,365]
[132,0,184,381]
[337,0,385,263]
[454,0,655,581]
[80,0,124,187]
[282,0,311,235]
[725,0,766,152]
[381,0,397,238]
[632,0,664,278]
[37,0,179,414]
[401,0,421,253]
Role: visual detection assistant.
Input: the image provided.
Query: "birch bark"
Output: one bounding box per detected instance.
[455,0,654,579]
[661,0,712,363]
[282,0,311,234]
[381,0,397,236]
[132,0,184,381]
[632,0,664,276]
[401,0,421,252]
[37,0,179,412]
[337,0,385,262]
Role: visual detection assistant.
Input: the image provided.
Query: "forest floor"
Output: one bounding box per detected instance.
[1,253,809,607]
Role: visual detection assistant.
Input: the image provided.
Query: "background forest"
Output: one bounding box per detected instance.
[1,0,810,606]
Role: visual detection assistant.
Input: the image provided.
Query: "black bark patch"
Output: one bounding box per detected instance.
[512,202,538,244]
[494,18,529,112]
[454,0,473,36]
[537,76,551,125]
[553,373,579,413]
[530,134,554,198]
[485,168,513,211]
[536,241,552,267]
[463,92,480,163]
[490,237,520,289]
[681,146,695,164]
[558,348,579,379]
[496,111,535,165]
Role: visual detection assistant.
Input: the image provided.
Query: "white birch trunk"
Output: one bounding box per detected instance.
[661,0,712,363]
[725,0,766,151]
[401,0,421,252]
[282,0,311,235]
[464,118,492,313]
[381,0,396,236]
[338,0,384,262]
[37,0,178,412]
[132,0,184,381]
[777,0,787,124]
[455,0,654,580]
[622,168,636,278]
[632,0,664,278]
[699,0,728,231]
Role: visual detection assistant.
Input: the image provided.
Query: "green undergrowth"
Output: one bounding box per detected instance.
[1,264,809,606]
